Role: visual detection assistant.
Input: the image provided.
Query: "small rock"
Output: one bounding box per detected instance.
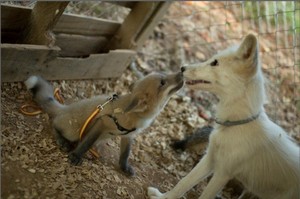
[28,169,36,173]
[182,96,191,102]
[17,82,22,89]
[38,169,45,173]
[7,194,15,199]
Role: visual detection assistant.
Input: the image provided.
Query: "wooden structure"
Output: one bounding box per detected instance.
[1,2,171,82]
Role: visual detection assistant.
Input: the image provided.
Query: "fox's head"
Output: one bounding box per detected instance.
[125,71,184,116]
[182,34,261,98]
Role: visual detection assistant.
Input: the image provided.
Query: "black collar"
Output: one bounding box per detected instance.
[215,112,260,127]
[107,115,136,135]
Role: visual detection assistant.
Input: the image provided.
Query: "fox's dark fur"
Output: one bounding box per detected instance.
[172,125,213,151]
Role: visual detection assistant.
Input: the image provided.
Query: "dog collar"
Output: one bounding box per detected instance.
[107,115,136,135]
[215,112,260,127]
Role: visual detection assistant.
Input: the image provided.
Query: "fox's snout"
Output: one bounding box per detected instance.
[176,71,184,82]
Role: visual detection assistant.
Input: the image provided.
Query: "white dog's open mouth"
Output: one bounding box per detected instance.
[185,80,211,85]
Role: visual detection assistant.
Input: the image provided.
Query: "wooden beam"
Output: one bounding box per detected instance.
[1,5,121,43]
[134,2,171,49]
[1,44,136,82]
[1,4,31,43]
[106,2,171,50]
[105,1,136,9]
[53,13,121,37]
[55,34,108,57]
[22,2,69,46]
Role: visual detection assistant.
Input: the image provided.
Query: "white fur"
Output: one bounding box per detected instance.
[148,34,300,199]
[24,75,38,89]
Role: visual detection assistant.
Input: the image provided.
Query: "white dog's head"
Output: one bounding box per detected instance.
[182,34,260,98]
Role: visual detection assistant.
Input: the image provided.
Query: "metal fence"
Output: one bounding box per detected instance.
[138,1,299,136]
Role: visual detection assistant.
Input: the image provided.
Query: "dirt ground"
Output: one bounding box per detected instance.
[1,2,299,199]
[1,70,222,199]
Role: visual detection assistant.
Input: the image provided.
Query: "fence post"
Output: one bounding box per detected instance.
[106,2,172,50]
[22,2,69,46]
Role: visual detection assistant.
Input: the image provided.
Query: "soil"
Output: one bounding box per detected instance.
[1,70,215,199]
[1,2,299,199]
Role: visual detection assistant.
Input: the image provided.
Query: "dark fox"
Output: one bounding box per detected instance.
[25,71,184,176]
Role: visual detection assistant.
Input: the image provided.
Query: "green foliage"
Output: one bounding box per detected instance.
[243,1,299,30]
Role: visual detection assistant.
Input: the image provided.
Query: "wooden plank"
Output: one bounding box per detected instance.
[1,44,60,81]
[134,2,171,49]
[55,34,108,57]
[46,50,135,80]
[1,44,136,82]
[106,1,136,9]
[1,4,31,43]
[23,2,69,45]
[106,2,171,50]
[54,13,121,36]
[0,4,31,32]
[1,4,121,43]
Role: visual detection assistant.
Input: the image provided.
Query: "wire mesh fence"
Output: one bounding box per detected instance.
[138,1,299,137]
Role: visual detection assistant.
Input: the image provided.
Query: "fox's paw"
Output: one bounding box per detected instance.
[57,140,73,152]
[120,164,135,176]
[68,153,83,166]
[171,139,187,151]
[121,164,135,176]
[147,187,166,199]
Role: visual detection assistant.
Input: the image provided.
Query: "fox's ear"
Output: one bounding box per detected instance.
[124,94,148,113]
[237,34,258,61]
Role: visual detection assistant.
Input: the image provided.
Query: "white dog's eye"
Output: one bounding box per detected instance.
[210,59,219,67]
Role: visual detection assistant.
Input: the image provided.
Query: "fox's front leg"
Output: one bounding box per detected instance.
[119,136,135,176]
[68,119,103,165]
[148,154,212,199]
[54,127,73,152]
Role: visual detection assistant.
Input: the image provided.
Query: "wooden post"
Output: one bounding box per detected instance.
[106,1,136,9]
[106,2,171,50]
[23,2,69,46]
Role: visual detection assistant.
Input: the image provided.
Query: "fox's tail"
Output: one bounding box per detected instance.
[24,76,64,117]
[171,125,213,151]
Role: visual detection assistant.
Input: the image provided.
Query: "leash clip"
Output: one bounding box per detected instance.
[97,94,118,111]
[97,94,118,110]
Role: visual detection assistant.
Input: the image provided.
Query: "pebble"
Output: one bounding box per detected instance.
[28,169,36,173]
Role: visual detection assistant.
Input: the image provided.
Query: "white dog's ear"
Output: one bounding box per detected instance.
[237,34,258,61]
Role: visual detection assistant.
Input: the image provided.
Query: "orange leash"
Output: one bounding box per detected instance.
[20,104,43,115]
[79,108,100,139]
[54,88,64,104]
[79,108,101,158]
[79,96,116,158]
[22,85,115,159]
[20,88,64,116]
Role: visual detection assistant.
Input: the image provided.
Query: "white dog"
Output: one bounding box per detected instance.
[148,34,300,199]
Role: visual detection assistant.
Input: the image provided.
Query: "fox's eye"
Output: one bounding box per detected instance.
[160,79,166,86]
[210,59,219,67]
